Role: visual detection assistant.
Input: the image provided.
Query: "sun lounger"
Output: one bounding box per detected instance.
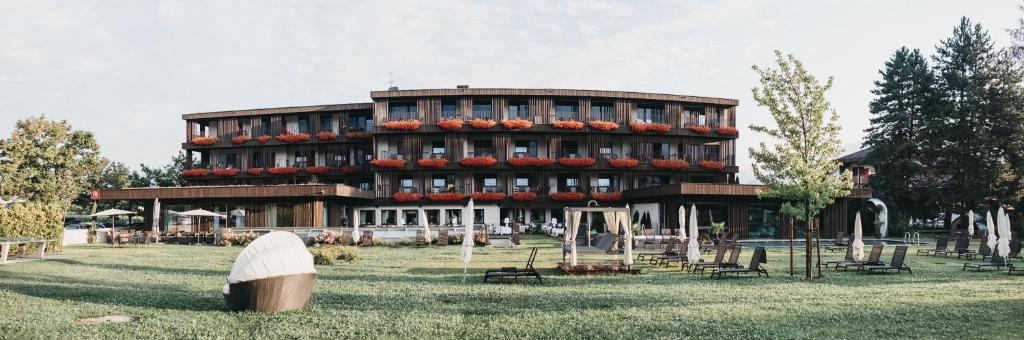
[858,246,912,274]
[415,229,429,246]
[837,243,884,271]
[935,238,969,257]
[917,237,948,256]
[683,244,728,272]
[636,237,676,262]
[963,253,1006,272]
[823,241,855,268]
[960,241,991,260]
[711,247,768,279]
[437,228,449,246]
[484,247,542,284]
[655,240,690,266]
[694,245,743,275]
[575,233,619,254]
[825,233,851,252]
[1010,262,1020,275]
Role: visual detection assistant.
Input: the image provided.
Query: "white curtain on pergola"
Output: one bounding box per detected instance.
[618,210,633,267]
[564,211,583,266]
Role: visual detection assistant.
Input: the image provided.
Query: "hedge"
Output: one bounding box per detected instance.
[0,203,64,251]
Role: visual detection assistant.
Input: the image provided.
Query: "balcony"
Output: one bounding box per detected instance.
[371,122,739,140]
[183,127,372,150]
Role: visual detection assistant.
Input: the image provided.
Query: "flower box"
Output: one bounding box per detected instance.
[344,131,372,139]
[688,125,711,135]
[558,157,596,167]
[267,167,300,175]
[501,118,533,130]
[182,169,208,177]
[588,120,620,131]
[511,192,538,202]
[276,133,311,143]
[470,192,505,201]
[651,159,690,170]
[550,192,585,201]
[438,119,464,131]
[630,122,671,133]
[370,159,407,168]
[340,165,362,174]
[552,120,584,130]
[231,135,251,144]
[392,192,422,202]
[508,157,555,167]
[591,192,623,201]
[247,168,264,176]
[417,158,448,169]
[469,119,497,129]
[460,156,497,167]
[212,168,240,177]
[191,137,218,145]
[305,166,330,175]
[257,135,271,143]
[699,160,726,171]
[426,193,465,202]
[315,131,338,141]
[608,159,639,168]
[384,119,422,131]
[716,126,738,136]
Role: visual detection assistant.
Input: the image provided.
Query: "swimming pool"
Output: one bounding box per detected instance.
[738,239,922,248]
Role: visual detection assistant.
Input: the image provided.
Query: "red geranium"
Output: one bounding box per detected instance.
[341,165,362,174]
[384,119,422,131]
[699,160,726,171]
[588,120,619,131]
[630,122,671,133]
[501,118,533,130]
[305,166,330,175]
[550,192,585,201]
[591,192,623,201]
[508,157,555,167]
[558,157,596,167]
[345,131,372,139]
[392,192,422,202]
[191,137,218,145]
[438,119,464,131]
[470,192,505,201]
[608,159,639,168]
[247,168,264,176]
[552,120,584,130]
[231,135,251,144]
[460,156,497,167]
[417,158,448,169]
[316,131,338,141]
[426,193,465,202]
[267,167,300,175]
[181,169,208,177]
[652,159,690,170]
[276,133,311,143]
[370,159,407,168]
[212,168,240,177]
[257,135,271,143]
[688,125,711,134]
[511,192,538,202]
[716,126,738,136]
[469,119,497,129]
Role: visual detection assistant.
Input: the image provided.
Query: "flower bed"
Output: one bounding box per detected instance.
[460,156,497,167]
[231,135,251,144]
[630,122,672,133]
[588,120,620,131]
[267,166,300,175]
[392,192,422,202]
[549,192,585,201]
[370,159,407,168]
[181,169,208,177]
[591,192,623,201]
[219,231,257,246]
[716,126,738,136]
[311,230,340,247]
[552,120,584,130]
[341,165,362,174]
[438,119,464,131]
[501,118,533,130]
[508,157,555,167]
[608,159,639,168]
[558,157,596,167]
[247,168,264,176]
[305,166,330,175]
[651,159,690,170]
[699,160,726,171]
[417,158,448,169]
[190,137,218,145]
[470,192,505,201]
[257,135,271,143]
[316,131,338,141]
[687,125,711,135]
[469,119,497,129]
[511,192,538,202]
[345,131,372,139]
[384,119,422,131]
[426,193,465,202]
[276,133,311,143]
[212,168,240,177]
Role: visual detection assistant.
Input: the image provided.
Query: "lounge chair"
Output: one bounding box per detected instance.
[711,247,768,279]
[694,245,743,275]
[963,253,1007,272]
[1009,262,1020,275]
[1009,239,1023,261]
[825,233,851,252]
[636,237,676,262]
[415,229,429,246]
[575,233,618,254]
[917,237,948,256]
[437,228,449,246]
[959,241,991,260]
[935,238,969,257]
[823,242,854,268]
[683,244,728,272]
[484,247,542,284]
[837,243,884,271]
[858,246,912,274]
[655,239,690,266]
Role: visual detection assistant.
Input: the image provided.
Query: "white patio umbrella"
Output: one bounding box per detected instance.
[967,210,975,237]
[852,212,865,261]
[90,208,137,229]
[177,209,227,234]
[460,199,476,281]
[419,208,430,243]
[996,207,1011,262]
[351,210,360,246]
[687,204,700,264]
[986,210,997,252]
[678,205,686,241]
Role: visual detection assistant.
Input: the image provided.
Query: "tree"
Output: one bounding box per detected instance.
[135,151,188,187]
[749,51,854,279]
[74,161,139,211]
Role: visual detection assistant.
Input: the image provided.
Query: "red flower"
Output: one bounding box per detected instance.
[688,125,711,134]
[550,192,585,201]
[231,135,251,144]
[501,118,533,130]
[392,192,422,202]
[558,157,596,167]
[370,159,407,168]
[341,165,362,174]
[470,192,505,201]
[384,119,422,131]
[276,133,311,143]
[247,168,264,176]
[315,131,338,141]
[716,126,738,136]
[651,159,690,170]
[267,167,300,175]
[591,192,623,201]
[699,160,726,171]
[460,156,497,167]
[630,122,671,133]
[426,193,465,202]
[345,131,372,139]
[417,158,448,169]
[257,135,271,143]
[469,119,497,129]
[212,168,240,177]
[305,166,330,175]
[588,120,619,131]
[191,137,218,145]
[511,192,538,202]
[438,119,464,130]
[552,120,584,130]
[181,169,208,177]
[608,159,639,168]
[508,157,555,167]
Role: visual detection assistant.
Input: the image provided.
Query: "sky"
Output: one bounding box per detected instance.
[0,0,1019,183]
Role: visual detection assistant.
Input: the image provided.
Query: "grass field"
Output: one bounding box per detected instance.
[0,235,1022,339]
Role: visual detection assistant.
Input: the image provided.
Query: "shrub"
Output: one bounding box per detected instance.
[470,192,505,201]
[512,192,538,202]
[383,119,422,131]
[219,231,257,246]
[334,247,360,262]
[311,248,337,265]
[500,118,533,130]
[438,119,464,130]
[552,120,584,130]
[426,193,465,202]
[468,119,497,129]
[392,192,422,202]
[448,233,463,244]
[311,230,340,246]
[0,203,64,252]
[588,120,619,131]
[630,122,671,133]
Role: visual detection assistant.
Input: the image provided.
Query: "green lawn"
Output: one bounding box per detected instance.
[0,235,1022,339]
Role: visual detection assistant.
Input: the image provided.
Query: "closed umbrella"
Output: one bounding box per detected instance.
[620,209,633,267]
[687,205,701,264]
[967,210,975,237]
[852,212,865,261]
[986,210,997,252]
[419,208,430,244]
[996,207,1011,262]
[460,199,475,281]
[351,210,360,246]
[678,205,686,241]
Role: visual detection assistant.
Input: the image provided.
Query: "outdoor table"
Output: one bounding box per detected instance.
[0,239,51,264]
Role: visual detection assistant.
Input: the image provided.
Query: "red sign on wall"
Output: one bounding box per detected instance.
[89,189,101,201]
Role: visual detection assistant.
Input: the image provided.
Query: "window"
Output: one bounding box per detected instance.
[426,209,440,225]
[636,103,665,123]
[388,101,417,120]
[474,209,485,225]
[597,177,611,188]
[348,114,371,131]
[559,175,579,191]
[597,175,619,191]
[358,210,375,225]
[320,114,333,132]
[508,99,529,119]
[250,152,263,168]
[381,210,397,225]
[431,141,445,155]
[218,153,238,168]
[515,176,529,188]
[473,140,494,156]
[652,142,671,160]
[685,106,706,126]
[530,209,546,224]
[483,177,497,188]
[260,118,272,135]
[597,141,613,159]
[513,140,536,157]
[400,177,414,188]
[472,99,492,119]
[704,143,721,161]
[432,176,446,188]
[562,141,579,157]
[403,210,418,225]
[298,116,310,134]
[441,100,457,119]
[641,175,669,188]
[445,209,462,225]
[591,102,614,121]
[554,100,578,121]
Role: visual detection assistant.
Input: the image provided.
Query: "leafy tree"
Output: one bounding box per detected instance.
[135,151,188,187]
[74,161,139,211]
[749,51,854,278]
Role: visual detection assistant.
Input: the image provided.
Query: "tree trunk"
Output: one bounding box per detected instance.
[805,205,812,279]
[815,216,823,278]
[789,217,794,276]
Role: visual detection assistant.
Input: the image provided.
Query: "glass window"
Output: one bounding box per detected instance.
[472,99,492,119]
[431,141,445,155]
[388,101,417,120]
[426,209,440,225]
[562,141,579,157]
[530,209,546,224]
[432,176,446,188]
[348,114,371,131]
[381,210,397,225]
[218,153,237,168]
[298,116,310,134]
[516,177,529,187]
[591,102,614,121]
[400,177,414,188]
[564,177,578,189]
[636,103,665,123]
[260,118,272,135]
[704,143,721,161]
[474,209,485,225]
[358,210,375,225]
[320,114,333,132]
[483,177,497,187]
[508,99,529,119]
[403,210,418,225]
[441,100,457,119]
[473,140,494,156]
[445,209,462,225]
[554,100,578,121]
[597,177,611,188]
[685,106,706,126]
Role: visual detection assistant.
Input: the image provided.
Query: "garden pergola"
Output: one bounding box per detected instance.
[562,206,633,270]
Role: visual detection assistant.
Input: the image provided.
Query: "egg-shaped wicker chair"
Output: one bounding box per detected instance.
[222,231,317,313]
